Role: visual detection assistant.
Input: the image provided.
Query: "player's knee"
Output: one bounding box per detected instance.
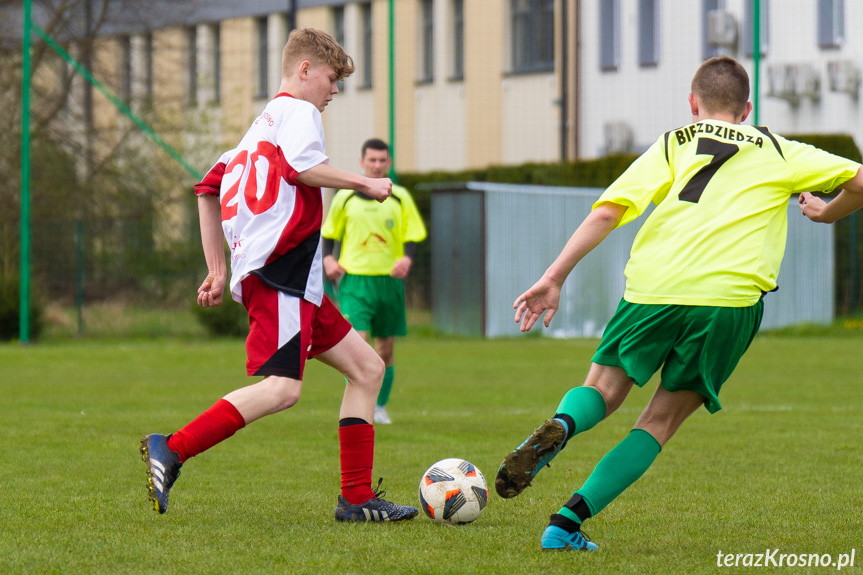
[355,353,385,390]
[588,382,626,416]
[265,377,302,412]
[375,345,394,365]
[369,354,386,386]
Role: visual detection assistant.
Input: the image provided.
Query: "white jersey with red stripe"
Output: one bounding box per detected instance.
[195,93,329,306]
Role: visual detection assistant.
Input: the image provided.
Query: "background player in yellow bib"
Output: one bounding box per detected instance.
[494,56,863,552]
[322,139,427,424]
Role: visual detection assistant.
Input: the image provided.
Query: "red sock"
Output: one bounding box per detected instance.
[167,399,246,462]
[338,422,375,504]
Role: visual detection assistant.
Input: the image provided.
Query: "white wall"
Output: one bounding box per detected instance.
[753,0,862,142]
[415,82,467,171]
[578,0,863,159]
[321,3,376,176]
[413,0,467,172]
[501,73,559,164]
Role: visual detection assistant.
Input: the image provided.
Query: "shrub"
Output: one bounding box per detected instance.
[191,297,247,338]
[0,276,44,341]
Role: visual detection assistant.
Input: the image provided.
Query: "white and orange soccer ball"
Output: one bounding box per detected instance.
[418,458,488,524]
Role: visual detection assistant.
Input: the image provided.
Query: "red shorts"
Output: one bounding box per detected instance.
[241,274,352,379]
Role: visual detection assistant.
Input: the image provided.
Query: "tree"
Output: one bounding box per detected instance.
[0,0,216,308]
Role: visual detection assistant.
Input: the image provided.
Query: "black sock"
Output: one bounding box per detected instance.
[548,513,582,533]
[338,417,369,428]
[553,413,577,440]
[563,493,593,522]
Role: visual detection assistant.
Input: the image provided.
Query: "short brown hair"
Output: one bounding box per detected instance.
[691,56,750,117]
[282,28,355,81]
[361,138,389,157]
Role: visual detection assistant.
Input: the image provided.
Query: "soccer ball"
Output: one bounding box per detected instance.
[418,458,488,524]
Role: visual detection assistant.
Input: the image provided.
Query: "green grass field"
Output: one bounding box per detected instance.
[1,333,861,574]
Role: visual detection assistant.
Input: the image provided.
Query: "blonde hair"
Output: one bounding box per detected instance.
[282,28,355,81]
[691,56,750,117]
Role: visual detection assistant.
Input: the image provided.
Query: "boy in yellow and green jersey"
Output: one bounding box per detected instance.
[322,138,427,424]
[494,56,863,552]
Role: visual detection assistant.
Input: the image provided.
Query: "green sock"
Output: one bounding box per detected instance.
[558,506,583,525]
[555,386,606,438]
[376,365,394,407]
[566,429,661,518]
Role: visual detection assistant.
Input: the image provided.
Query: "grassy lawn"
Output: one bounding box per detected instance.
[1,334,860,574]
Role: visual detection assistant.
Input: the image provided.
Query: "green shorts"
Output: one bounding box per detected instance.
[592,299,764,413]
[338,273,407,338]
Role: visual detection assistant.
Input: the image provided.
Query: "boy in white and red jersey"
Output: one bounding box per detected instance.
[139,28,418,523]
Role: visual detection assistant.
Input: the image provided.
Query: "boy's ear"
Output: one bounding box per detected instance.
[298,60,311,79]
[740,101,753,123]
[688,93,699,116]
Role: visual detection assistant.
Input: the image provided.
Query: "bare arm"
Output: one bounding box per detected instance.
[297,163,392,202]
[514,202,627,331]
[197,194,228,307]
[799,167,863,224]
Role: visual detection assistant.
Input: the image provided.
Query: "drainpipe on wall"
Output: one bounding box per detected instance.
[388,0,396,181]
[289,0,297,29]
[560,0,569,161]
[573,0,580,160]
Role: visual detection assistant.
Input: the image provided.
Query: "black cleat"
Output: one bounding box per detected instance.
[335,479,418,522]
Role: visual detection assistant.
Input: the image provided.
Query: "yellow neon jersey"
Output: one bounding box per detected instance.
[595,120,860,306]
[322,184,427,275]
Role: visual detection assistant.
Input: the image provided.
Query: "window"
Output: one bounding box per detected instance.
[701,0,725,60]
[256,17,268,98]
[742,0,769,57]
[286,5,296,31]
[360,3,373,88]
[119,36,132,104]
[143,33,153,104]
[511,0,554,73]
[638,0,659,66]
[817,0,844,48]
[420,0,434,82]
[212,24,221,104]
[186,27,197,106]
[452,0,464,79]
[600,0,620,70]
[332,6,345,91]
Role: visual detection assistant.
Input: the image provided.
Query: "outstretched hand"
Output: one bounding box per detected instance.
[197,272,226,307]
[513,276,562,332]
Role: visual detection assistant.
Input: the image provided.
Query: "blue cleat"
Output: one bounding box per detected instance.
[140,434,182,514]
[495,418,569,498]
[541,525,599,551]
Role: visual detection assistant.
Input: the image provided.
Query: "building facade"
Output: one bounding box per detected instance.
[4,0,861,176]
[578,0,862,157]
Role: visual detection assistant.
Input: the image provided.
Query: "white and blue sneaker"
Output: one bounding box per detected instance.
[495,418,569,498]
[373,405,392,425]
[140,433,182,514]
[541,525,599,551]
